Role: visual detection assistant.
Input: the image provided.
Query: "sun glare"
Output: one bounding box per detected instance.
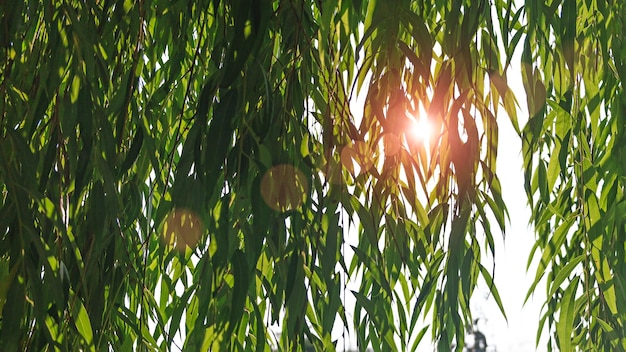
[408,113,432,144]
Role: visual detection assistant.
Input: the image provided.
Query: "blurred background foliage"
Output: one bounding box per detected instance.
[0,0,624,351]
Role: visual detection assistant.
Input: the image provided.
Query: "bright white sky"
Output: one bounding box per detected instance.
[471,47,548,352]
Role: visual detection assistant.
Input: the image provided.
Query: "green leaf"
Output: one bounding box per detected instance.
[546,141,561,191]
[351,245,392,297]
[557,277,578,352]
[352,290,378,324]
[525,216,575,304]
[0,260,20,316]
[228,249,249,337]
[479,264,507,321]
[71,295,94,350]
[548,254,584,299]
[119,125,144,175]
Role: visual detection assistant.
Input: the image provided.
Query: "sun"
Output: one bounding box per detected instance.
[407,112,432,144]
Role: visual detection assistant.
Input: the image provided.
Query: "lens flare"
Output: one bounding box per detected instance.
[410,117,432,143]
[379,133,401,156]
[162,208,204,251]
[340,141,375,177]
[260,164,308,212]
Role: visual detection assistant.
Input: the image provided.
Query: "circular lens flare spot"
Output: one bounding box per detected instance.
[340,141,375,177]
[319,154,343,185]
[379,133,401,156]
[261,164,309,212]
[162,208,204,251]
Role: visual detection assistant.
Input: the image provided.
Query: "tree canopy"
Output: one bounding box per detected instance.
[0,0,624,351]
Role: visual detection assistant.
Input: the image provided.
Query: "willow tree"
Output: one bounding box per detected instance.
[0,0,624,351]
[522,0,626,350]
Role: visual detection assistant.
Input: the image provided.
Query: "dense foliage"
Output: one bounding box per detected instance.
[522,0,626,350]
[0,0,623,351]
